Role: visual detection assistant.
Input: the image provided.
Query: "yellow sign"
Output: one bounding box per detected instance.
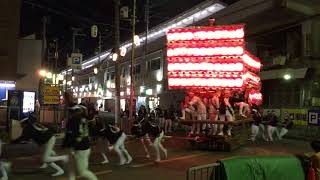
[281,108,308,126]
[43,85,60,105]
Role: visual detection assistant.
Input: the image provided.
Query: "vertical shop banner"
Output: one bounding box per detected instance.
[43,85,60,105]
[281,108,308,126]
[308,110,320,126]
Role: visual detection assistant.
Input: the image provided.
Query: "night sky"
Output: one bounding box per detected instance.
[20,0,239,69]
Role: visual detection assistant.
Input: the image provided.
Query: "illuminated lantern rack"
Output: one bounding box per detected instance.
[166,24,262,90]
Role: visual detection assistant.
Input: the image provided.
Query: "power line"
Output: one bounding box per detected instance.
[23,0,132,31]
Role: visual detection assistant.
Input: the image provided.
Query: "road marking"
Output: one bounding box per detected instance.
[130,152,207,168]
[126,135,172,139]
[125,139,137,144]
[94,170,113,176]
[59,170,112,180]
[14,156,38,160]
[131,162,155,168]
[159,152,207,163]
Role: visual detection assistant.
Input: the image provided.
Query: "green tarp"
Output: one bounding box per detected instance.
[215,156,305,180]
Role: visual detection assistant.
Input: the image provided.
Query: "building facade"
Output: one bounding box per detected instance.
[68,0,320,111]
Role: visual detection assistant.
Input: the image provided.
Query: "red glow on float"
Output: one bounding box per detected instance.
[243,51,261,71]
[166,23,261,90]
[249,91,263,105]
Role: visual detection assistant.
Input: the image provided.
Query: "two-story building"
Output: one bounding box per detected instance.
[65,0,320,111]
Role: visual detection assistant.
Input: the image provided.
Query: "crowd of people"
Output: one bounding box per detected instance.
[0,89,297,180]
[1,92,167,180]
[250,109,293,142]
[178,90,293,141]
[123,104,179,134]
[180,90,251,136]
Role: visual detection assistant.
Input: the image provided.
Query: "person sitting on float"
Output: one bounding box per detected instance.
[180,93,193,120]
[231,90,249,118]
[208,90,220,135]
[188,91,207,135]
[218,90,235,136]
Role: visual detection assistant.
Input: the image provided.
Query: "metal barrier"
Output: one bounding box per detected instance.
[39,106,64,124]
[186,162,220,180]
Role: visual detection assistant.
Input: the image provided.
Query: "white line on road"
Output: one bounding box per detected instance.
[94,170,113,176]
[58,170,112,180]
[130,152,207,168]
[159,152,207,163]
[131,162,155,168]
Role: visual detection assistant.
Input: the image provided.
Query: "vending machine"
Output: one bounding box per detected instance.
[7,90,36,136]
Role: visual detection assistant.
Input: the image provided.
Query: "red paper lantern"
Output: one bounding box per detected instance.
[248,91,263,105]
[166,24,261,90]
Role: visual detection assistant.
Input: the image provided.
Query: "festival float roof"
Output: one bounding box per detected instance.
[166,23,262,90]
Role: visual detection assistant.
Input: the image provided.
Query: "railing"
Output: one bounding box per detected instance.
[39,106,64,124]
[186,162,220,180]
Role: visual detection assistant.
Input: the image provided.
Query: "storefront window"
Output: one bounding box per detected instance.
[135,64,141,74]
[148,58,161,71]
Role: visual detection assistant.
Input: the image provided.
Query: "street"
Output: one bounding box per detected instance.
[6,137,313,180]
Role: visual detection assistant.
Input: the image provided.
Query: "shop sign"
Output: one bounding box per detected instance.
[281,108,308,126]
[308,110,320,126]
[43,85,60,105]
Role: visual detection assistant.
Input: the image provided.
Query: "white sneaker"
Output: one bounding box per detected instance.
[51,170,64,177]
[100,159,109,164]
[39,163,48,169]
[218,132,224,136]
[108,146,114,151]
[146,154,151,158]
[119,161,126,166]
[3,162,11,172]
[62,156,69,164]
[240,114,247,118]
[163,149,168,159]
[227,130,232,136]
[126,157,133,164]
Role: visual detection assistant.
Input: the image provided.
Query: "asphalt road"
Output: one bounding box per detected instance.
[5,137,313,180]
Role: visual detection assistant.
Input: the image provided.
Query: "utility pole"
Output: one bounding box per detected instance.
[98,32,102,53]
[143,0,149,82]
[41,16,47,67]
[71,28,83,53]
[114,0,121,125]
[129,0,136,122]
[54,39,58,71]
[39,16,47,103]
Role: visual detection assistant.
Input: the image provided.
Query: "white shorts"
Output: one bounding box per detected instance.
[197,113,207,121]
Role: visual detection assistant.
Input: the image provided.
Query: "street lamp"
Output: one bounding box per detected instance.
[112,53,118,61]
[120,47,127,57]
[283,74,291,80]
[94,67,98,74]
[134,35,140,46]
[39,69,47,77]
[46,72,53,79]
